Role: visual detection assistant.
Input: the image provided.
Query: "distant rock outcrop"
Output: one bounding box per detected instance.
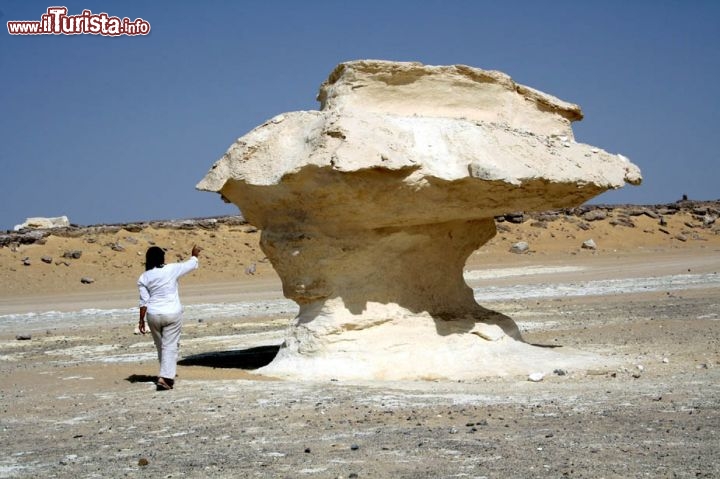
[197,60,642,379]
[14,216,70,231]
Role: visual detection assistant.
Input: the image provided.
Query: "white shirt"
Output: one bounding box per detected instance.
[138,256,198,315]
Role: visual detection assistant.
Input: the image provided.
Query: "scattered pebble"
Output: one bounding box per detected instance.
[581,239,597,250]
[15,334,32,341]
[510,241,529,254]
[583,210,607,222]
[63,250,83,259]
[80,277,95,284]
[138,458,149,467]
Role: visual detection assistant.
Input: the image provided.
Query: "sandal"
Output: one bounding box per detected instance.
[156,377,172,391]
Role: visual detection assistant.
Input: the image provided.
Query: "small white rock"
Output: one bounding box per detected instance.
[510,241,529,254]
[528,372,545,382]
[637,364,644,371]
[581,239,597,250]
[662,358,669,364]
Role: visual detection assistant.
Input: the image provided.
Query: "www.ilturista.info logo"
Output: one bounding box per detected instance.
[7,6,150,36]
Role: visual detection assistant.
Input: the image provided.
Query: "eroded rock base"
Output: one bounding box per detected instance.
[258,301,612,380]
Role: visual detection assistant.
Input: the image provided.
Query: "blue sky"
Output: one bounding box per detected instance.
[1,1,718,230]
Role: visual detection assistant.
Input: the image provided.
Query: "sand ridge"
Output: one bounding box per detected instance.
[1,203,718,303]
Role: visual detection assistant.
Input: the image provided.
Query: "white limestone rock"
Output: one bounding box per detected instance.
[582,239,598,250]
[197,60,642,380]
[14,216,70,231]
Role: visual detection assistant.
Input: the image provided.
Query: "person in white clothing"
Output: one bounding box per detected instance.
[138,244,202,390]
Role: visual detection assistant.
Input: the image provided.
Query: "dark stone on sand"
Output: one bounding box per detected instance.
[627,208,647,216]
[610,216,635,228]
[505,212,525,224]
[41,256,52,264]
[583,210,607,221]
[658,207,678,216]
[15,334,31,340]
[577,222,591,231]
[63,250,82,259]
[197,219,219,230]
[123,224,144,233]
[535,213,560,222]
[80,277,95,284]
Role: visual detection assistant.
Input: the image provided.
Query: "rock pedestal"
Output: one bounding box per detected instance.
[197,60,641,379]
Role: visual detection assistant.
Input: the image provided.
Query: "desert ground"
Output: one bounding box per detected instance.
[1,202,719,478]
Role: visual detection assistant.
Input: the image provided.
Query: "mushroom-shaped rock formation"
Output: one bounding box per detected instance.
[197,60,641,380]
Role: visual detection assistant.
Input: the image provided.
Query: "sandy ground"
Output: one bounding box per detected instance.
[1,209,719,477]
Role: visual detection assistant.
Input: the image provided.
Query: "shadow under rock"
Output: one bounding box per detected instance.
[177,344,281,370]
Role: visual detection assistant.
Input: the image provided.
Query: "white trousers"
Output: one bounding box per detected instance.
[147,312,183,379]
